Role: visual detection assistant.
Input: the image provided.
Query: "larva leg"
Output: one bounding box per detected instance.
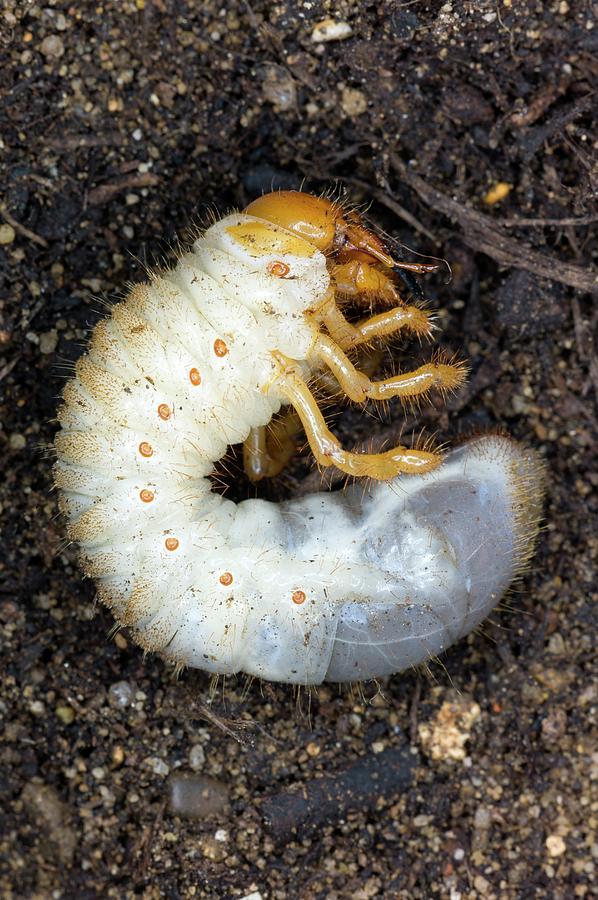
[243,411,301,481]
[313,345,384,397]
[272,358,441,479]
[310,333,467,403]
[243,426,272,481]
[353,306,434,345]
[315,291,432,350]
[332,260,403,304]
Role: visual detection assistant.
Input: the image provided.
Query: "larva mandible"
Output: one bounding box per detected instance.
[54,190,544,684]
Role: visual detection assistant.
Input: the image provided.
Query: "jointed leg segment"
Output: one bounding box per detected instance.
[313,290,433,351]
[310,333,467,404]
[271,354,442,480]
[243,410,301,482]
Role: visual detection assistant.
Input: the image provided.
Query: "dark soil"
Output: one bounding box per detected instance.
[1,2,597,898]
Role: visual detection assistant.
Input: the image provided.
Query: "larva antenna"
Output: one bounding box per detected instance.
[389,236,453,285]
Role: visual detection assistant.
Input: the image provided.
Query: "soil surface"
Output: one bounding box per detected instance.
[1,2,597,899]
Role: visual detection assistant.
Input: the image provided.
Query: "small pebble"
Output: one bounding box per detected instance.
[473,805,492,830]
[311,19,353,43]
[167,773,230,820]
[483,182,511,205]
[413,814,433,827]
[10,433,26,450]
[111,746,125,767]
[108,680,134,709]
[39,330,58,355]
[547,632,566,654]
[473,875,491,893]
[189,744,206,771]
[113,632,128,650]
[261,65,297,111]
[546,834,566,857]
[99,785,116,805]
[340,87,367,117]
[0,223,15,245]
[472,804,492,850]
[541,707,567,745]
[201,834,227,861]
[40,35,65,59]
[29,700,45,717]
[418,693,481,762]
[144,756,170,777]
[55,704,75,725]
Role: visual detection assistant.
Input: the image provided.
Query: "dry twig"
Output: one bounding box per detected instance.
[261,746,417,842]
[87,172,160,206]
[390,154,598,293]
[0,205,48,248]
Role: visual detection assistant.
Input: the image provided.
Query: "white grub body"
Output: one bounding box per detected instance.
[55,212,544,684]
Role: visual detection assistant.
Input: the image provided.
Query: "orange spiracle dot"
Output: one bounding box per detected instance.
[157,403,171,421]
[139,489,154,503]
[139,441,153,458]
[165,537,179,551]
[219,571,233,586]
[213,338,228,357]
[189,367,201,386]
[267,260,291,278]
[292,589,306,605]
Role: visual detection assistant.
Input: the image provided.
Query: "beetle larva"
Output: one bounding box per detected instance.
[54,191,544,683]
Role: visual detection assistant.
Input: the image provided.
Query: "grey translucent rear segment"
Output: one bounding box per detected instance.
[325,437,541,681]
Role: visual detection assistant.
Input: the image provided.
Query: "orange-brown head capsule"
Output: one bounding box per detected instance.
[244,191,436,280]
[245,191,338,251]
